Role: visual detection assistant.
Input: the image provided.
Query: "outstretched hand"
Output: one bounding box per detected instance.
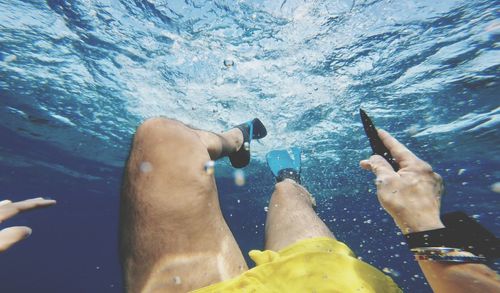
[360,129,445,234]
[0,197,56,252]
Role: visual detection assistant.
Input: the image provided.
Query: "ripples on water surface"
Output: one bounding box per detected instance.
[0,0,499,292]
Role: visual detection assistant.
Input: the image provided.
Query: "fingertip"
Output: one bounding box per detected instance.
[2,226,32,238]
[38,197,57,205]
[24,227,32,237]
[377,129,394,140]
[377,128,388,135]
[360,160,371,170]
[369,154,384,161]
[16,226,32,237]
[367,155,395,175]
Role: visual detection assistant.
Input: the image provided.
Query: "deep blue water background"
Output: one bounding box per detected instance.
[1,0,499,292]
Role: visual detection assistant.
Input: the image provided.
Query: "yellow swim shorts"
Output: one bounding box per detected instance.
[192,237,401,293]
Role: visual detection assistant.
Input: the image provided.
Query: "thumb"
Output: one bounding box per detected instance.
[364,155,397,178]
[0,226,32,252]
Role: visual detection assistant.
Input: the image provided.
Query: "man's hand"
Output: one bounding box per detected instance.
[360,129,445,234]
[0,197,56,252]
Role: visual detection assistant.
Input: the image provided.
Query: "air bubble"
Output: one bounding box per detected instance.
[243,141,250,151]
[406,125,419,136]
[233,169,246,186]
[223,59,234,67]
[140,162,153,173]
[264,206,268,212]
[173,276,182,285]
[4,54,16,63]
[382,267,400,277]
[491,182,500,193]
[204,160,215,175]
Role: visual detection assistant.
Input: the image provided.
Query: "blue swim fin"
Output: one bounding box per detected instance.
[266,147,301,184]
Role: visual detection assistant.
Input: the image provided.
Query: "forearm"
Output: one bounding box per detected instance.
[417,256,500,293]
[359,130,500,292]
[398,218,500,292]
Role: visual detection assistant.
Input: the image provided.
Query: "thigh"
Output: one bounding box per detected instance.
[119,118,247,293]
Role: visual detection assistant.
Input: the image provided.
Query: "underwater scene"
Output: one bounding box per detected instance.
[0,0,499,292]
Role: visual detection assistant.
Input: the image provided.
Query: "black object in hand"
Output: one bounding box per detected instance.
[359,109,399,171]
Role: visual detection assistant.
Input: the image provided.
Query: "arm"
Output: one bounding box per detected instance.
[0,197,56,252]
[360,129,500,293]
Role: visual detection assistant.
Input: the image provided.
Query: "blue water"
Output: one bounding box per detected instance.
[1,0,499,292]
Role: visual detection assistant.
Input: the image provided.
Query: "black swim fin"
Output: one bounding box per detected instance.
[229,118,267,168]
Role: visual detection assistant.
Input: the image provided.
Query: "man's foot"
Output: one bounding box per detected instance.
[229,118,267,168]
[266,147,302,184]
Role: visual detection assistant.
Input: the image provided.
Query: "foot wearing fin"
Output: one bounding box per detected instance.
[229,118,267,168]
[266,147,302,184]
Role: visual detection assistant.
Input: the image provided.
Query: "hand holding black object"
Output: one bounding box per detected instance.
[359,129,444,234]
[359,109,399,171]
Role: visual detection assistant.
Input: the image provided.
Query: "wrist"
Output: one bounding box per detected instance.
[396,217,445,235]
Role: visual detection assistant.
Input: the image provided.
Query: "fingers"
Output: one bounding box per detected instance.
[377,129,419,168]
[0,226,32,253]
[0,205,19,223]
[14,198,57,212]
[361,155,398,178]
[360,160,371,170]
[0,197,56,223]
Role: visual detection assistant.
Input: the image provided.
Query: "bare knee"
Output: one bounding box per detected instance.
[133,117,186,145]
[129,117,208,163]
[125,117,214,204]
[273,180,305,198]
[272,180,314,206]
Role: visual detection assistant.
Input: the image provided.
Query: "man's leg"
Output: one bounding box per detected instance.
[265,179,334,251]
[119,118,248,293]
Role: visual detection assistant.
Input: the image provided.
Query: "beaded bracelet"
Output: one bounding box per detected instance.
[411,247,462,255]
[411,247,488,264]
[414,254,487,264]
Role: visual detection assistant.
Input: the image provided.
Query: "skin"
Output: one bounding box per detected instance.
[265,179,334,251]
[120,118,498,292]
[120,118,248,293]
[0,197,56,252]
[360,129,500,293]
[119,118,335,293]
